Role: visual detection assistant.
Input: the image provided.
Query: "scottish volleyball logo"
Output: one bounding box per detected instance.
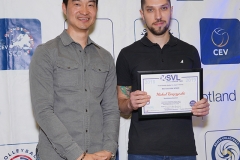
[3,148,36,160]
[0,19,41,70]
[9,155,32,160]
[211,136,240,160]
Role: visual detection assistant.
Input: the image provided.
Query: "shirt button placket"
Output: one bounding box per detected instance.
[160,49,164,63]
[84,48,90,151]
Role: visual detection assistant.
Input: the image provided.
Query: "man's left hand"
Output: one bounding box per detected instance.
[192,98,210,117]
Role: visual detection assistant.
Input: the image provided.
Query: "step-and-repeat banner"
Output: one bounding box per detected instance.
[0,0,239,159]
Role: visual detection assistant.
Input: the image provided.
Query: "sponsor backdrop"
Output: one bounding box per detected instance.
[0,0,239,159]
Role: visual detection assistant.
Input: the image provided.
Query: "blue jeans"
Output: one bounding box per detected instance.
[128,154,196,160]
[36,148,40,160]
[36,155,40,160]
[36,153,40,160]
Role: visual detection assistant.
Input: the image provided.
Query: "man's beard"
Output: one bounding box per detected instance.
[146,20,170,36]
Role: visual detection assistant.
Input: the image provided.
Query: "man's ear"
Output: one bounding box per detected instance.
[62,3,67,16]
[140,9,145,21]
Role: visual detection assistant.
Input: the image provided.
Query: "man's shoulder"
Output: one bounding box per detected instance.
[37,35,61,50]
[170,36,199,58]
[32,35,62,61]
[93,43,113,60]
[94,43,110,54]
[120,40,143,55]
[173,36,196,50]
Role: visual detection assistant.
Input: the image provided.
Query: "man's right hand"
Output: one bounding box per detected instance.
[117,86,151,115]
[128,90,151,111]
[77,153,107,160]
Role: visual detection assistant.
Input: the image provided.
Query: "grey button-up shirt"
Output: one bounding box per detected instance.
[30,30,120,160]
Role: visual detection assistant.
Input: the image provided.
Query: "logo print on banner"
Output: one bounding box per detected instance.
[0,19,41,70]
[10,155,32,160]
[3,148,36,160]
[211,28,229,47]
[200,18,240,65]
[211,136,240,160]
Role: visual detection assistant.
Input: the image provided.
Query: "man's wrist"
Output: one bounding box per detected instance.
[127,99,133,111]
[80,152,86,160]
[104,150,115,159]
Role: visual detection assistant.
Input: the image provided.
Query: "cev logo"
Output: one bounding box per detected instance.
[211,28,229,56]
[200,18,240,64]
[211,28,229,47]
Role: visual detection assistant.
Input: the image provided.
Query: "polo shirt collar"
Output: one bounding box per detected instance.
[60,30,99,48]
[141,32,178,47]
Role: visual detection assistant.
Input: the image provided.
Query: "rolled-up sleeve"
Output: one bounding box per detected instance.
[100,55,120,154]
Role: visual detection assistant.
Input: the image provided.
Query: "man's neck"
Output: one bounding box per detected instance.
[66,28,89,49]
[147,31,170,48]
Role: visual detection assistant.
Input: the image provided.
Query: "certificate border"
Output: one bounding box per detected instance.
[137,68,203,119]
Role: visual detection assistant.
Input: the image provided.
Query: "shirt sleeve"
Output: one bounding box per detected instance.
[100,54,120,154]
[191,45,201,68]
[29,45,83,160]
[116,49,132,86]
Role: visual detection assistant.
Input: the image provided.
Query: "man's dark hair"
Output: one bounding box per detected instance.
[141,0,171,9]
[63,0,98,7]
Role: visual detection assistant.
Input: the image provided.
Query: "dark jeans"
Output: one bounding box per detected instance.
[128,154,196,160]
[36,155,40,160]
[36,148,41,160]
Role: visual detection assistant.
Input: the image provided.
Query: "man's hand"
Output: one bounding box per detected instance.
[128,90,151,111]
[77,153,107,160]
[117,86,151,115]
[192,98,210,117]
[94,150,112,160]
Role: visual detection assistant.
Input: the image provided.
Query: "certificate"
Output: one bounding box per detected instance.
[137,68,203,119]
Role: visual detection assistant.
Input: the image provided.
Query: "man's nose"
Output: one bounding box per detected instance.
[155,9,162,20]
[80,5,89,15]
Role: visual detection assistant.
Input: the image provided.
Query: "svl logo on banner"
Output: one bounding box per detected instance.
[0,19,41,70]
[200,18,240,65]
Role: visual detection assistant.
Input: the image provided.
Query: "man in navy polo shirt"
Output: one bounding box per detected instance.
[116,0,210,159]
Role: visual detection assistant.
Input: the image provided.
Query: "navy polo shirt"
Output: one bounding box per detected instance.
[116,33,201,156]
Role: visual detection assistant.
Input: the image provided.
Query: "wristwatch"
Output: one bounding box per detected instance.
[105,150,115,160]
[109,152,115,160]
[110,153,115,160]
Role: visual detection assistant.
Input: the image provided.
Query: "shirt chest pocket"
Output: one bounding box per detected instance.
[56,61,79,87]
[90,64,109,89]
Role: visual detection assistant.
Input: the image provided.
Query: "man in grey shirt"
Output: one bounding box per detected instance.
[29,0,120,160]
